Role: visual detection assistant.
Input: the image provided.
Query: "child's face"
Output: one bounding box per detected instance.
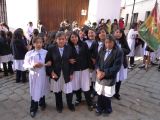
[114,29,122,39]
[88,30,96,40]
[34,39,43,50]
[105,39,114,50]
[79,31,84,38]
[70,34,78,45]
[99,30,107,41]
[56,35,66,48]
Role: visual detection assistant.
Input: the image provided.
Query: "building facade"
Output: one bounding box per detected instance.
[2,0,121,31]
[121,0,160,29]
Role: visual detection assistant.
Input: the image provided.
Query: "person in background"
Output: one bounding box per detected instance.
[111,19,119,34]
[127,23,138,69]
[95,35,123,116]
[92,22,98,30]
[11,28,28,83]
[98,19,105,28]
[27,22,34,40]
[23,37,50,118]
[0,30,14,76]
[29,29,39,50]
[0,22,9,32]
[37,20,46,36]
[119,18,125,30]
[79,29,87,41]
[113,29,130,100]
[106,19,111,34]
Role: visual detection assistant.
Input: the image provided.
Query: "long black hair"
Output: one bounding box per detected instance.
[68,31,82,46]
[0,30,6,39]
[114,28,127,44]
[13,28,24,41]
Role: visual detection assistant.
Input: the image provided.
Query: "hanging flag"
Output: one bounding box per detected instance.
[138,1,160,51]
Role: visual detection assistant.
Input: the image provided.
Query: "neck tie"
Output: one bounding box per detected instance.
[38,53,42,60]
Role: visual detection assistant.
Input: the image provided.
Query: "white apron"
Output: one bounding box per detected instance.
[50,71,73,94]
[14,60,25,71]
[95,81,115,98]
[23,49,49,101]
[0,54,13,63]
[127,29,138,57]
[116,65,128,82]
[72,69,91,92]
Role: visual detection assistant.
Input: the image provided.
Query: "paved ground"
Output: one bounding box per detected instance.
[0,60,160,120]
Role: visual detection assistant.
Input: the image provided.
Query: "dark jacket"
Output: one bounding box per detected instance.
[45,44,74,83]
[85,40,97,69]
[96,46,123,86]
[11,38,28,60]
[69,41,90,71]
[116,39,130,68]
[0,37,12,56]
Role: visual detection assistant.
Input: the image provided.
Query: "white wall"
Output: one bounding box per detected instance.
[121,0,160,28]
[88,0,121,23]
[6,0,38,32]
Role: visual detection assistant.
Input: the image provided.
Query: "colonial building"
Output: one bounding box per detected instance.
[1,0,121,31]
[121,0,160,29]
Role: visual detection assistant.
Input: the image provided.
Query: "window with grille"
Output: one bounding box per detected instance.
[0,0,7,23]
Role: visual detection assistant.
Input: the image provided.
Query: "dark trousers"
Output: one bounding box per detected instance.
[75,89,92,106]
[30,96,46,112]
[75,89,82,102]
[16,70,27,83]
[115,81,122,95]
[129,57,135,65]
[97,95,112,113]
[55,92,73,110]
[3,61,14,75]
[90,82,97,96]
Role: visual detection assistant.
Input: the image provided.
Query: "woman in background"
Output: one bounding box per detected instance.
[11,28,28,83]
[0,30,14,76]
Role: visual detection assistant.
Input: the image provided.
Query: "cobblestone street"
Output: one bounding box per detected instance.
[0,61,160,120]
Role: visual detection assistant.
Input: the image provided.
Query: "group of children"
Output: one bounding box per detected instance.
[23,25,130,118]
[0,20,159,118]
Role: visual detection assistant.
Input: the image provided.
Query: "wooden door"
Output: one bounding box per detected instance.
[38,0,89,31]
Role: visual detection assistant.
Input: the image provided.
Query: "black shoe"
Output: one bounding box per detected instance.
[114,94,121,100]
[56,108,63,113]
[9,71,14,75]
[75,100,81,106]
[95,109,102,116]
[128,66,133,69]
[30,111,36,118]
[69,105,75,112]
[131,64,135,67]
[139,64,145,69]
[158,66,160,71]
[102,110,112,117]
[88,105,93,111]
[22,80,27,83]
[4,73,8,76]
[151,62,158,66]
